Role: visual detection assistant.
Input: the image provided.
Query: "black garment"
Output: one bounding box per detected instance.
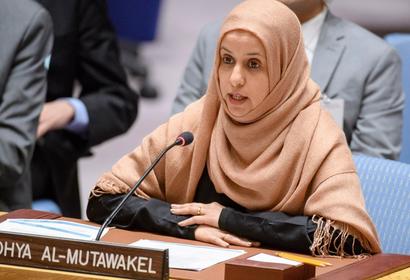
[87,168,365,254]
[32,0,139,218]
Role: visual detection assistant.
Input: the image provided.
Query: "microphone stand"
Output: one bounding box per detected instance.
[95,140,180,241]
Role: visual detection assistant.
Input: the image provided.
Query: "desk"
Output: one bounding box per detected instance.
[102,228,357,279]
[0,210,408,279]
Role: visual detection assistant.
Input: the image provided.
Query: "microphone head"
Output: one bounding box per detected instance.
[175,131,194,146]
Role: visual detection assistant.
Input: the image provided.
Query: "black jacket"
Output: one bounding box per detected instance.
[32,0,139,218]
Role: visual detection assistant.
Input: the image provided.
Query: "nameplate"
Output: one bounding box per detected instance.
[0,231,168,279]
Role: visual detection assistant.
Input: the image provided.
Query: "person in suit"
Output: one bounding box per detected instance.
[172,0,404,160]
[88,0,380,256]
[31,0,139,218]
[0,0,53,211]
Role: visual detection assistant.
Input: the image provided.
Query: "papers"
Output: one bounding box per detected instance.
[0,219,108,241]
[131,239,245,271]
[248,253,301,266]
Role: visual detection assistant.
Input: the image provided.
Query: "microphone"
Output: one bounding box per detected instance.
[95,131,194,241]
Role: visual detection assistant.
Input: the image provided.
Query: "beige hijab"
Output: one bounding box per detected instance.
[92,0,380,255]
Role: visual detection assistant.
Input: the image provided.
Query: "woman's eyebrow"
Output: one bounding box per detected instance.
[220,46,263,57]
[220,46,232,53]
[246,52,263,57]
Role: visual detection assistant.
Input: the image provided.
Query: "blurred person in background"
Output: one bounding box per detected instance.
[32,0,139,218]
[172,0,404,160]
[0,0,53,211]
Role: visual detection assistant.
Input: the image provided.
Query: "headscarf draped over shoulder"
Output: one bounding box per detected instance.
[91,0,380,255]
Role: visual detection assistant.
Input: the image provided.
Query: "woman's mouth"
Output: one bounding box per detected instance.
[228,93,247,105]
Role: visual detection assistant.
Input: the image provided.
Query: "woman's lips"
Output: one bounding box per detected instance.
[228,93,247,105]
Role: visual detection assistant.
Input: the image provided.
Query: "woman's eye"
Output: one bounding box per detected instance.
[248,59,260,69]
[222,55,234,64]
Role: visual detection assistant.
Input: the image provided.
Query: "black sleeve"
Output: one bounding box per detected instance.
[219,208,365,255]
[77,0,139,146]
[87,194,197,239]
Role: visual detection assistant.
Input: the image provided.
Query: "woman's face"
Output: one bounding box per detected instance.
[218,30,269,117]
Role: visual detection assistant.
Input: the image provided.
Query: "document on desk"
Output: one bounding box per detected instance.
[248,253,301,266]
[131,239,246,271]
[0,218,108,240]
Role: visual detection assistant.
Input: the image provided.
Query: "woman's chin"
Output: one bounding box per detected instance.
[227,106,249,118]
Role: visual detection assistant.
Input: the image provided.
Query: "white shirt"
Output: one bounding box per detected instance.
[301,7,328,64]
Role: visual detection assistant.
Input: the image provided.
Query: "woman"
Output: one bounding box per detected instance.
[87,0,380,256]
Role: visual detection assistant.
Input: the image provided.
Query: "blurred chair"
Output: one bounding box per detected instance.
[353,154,410,254]
[32,199,62,215]
[384,34,410,164]
[106,0,162,98]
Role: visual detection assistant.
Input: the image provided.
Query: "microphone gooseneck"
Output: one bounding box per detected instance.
[95,131,194,241]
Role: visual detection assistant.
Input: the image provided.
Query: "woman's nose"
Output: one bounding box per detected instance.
[230,65,245,88]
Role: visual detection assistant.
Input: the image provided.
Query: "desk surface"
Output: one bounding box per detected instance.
[101,226,357,280]
[0,210,408,279]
